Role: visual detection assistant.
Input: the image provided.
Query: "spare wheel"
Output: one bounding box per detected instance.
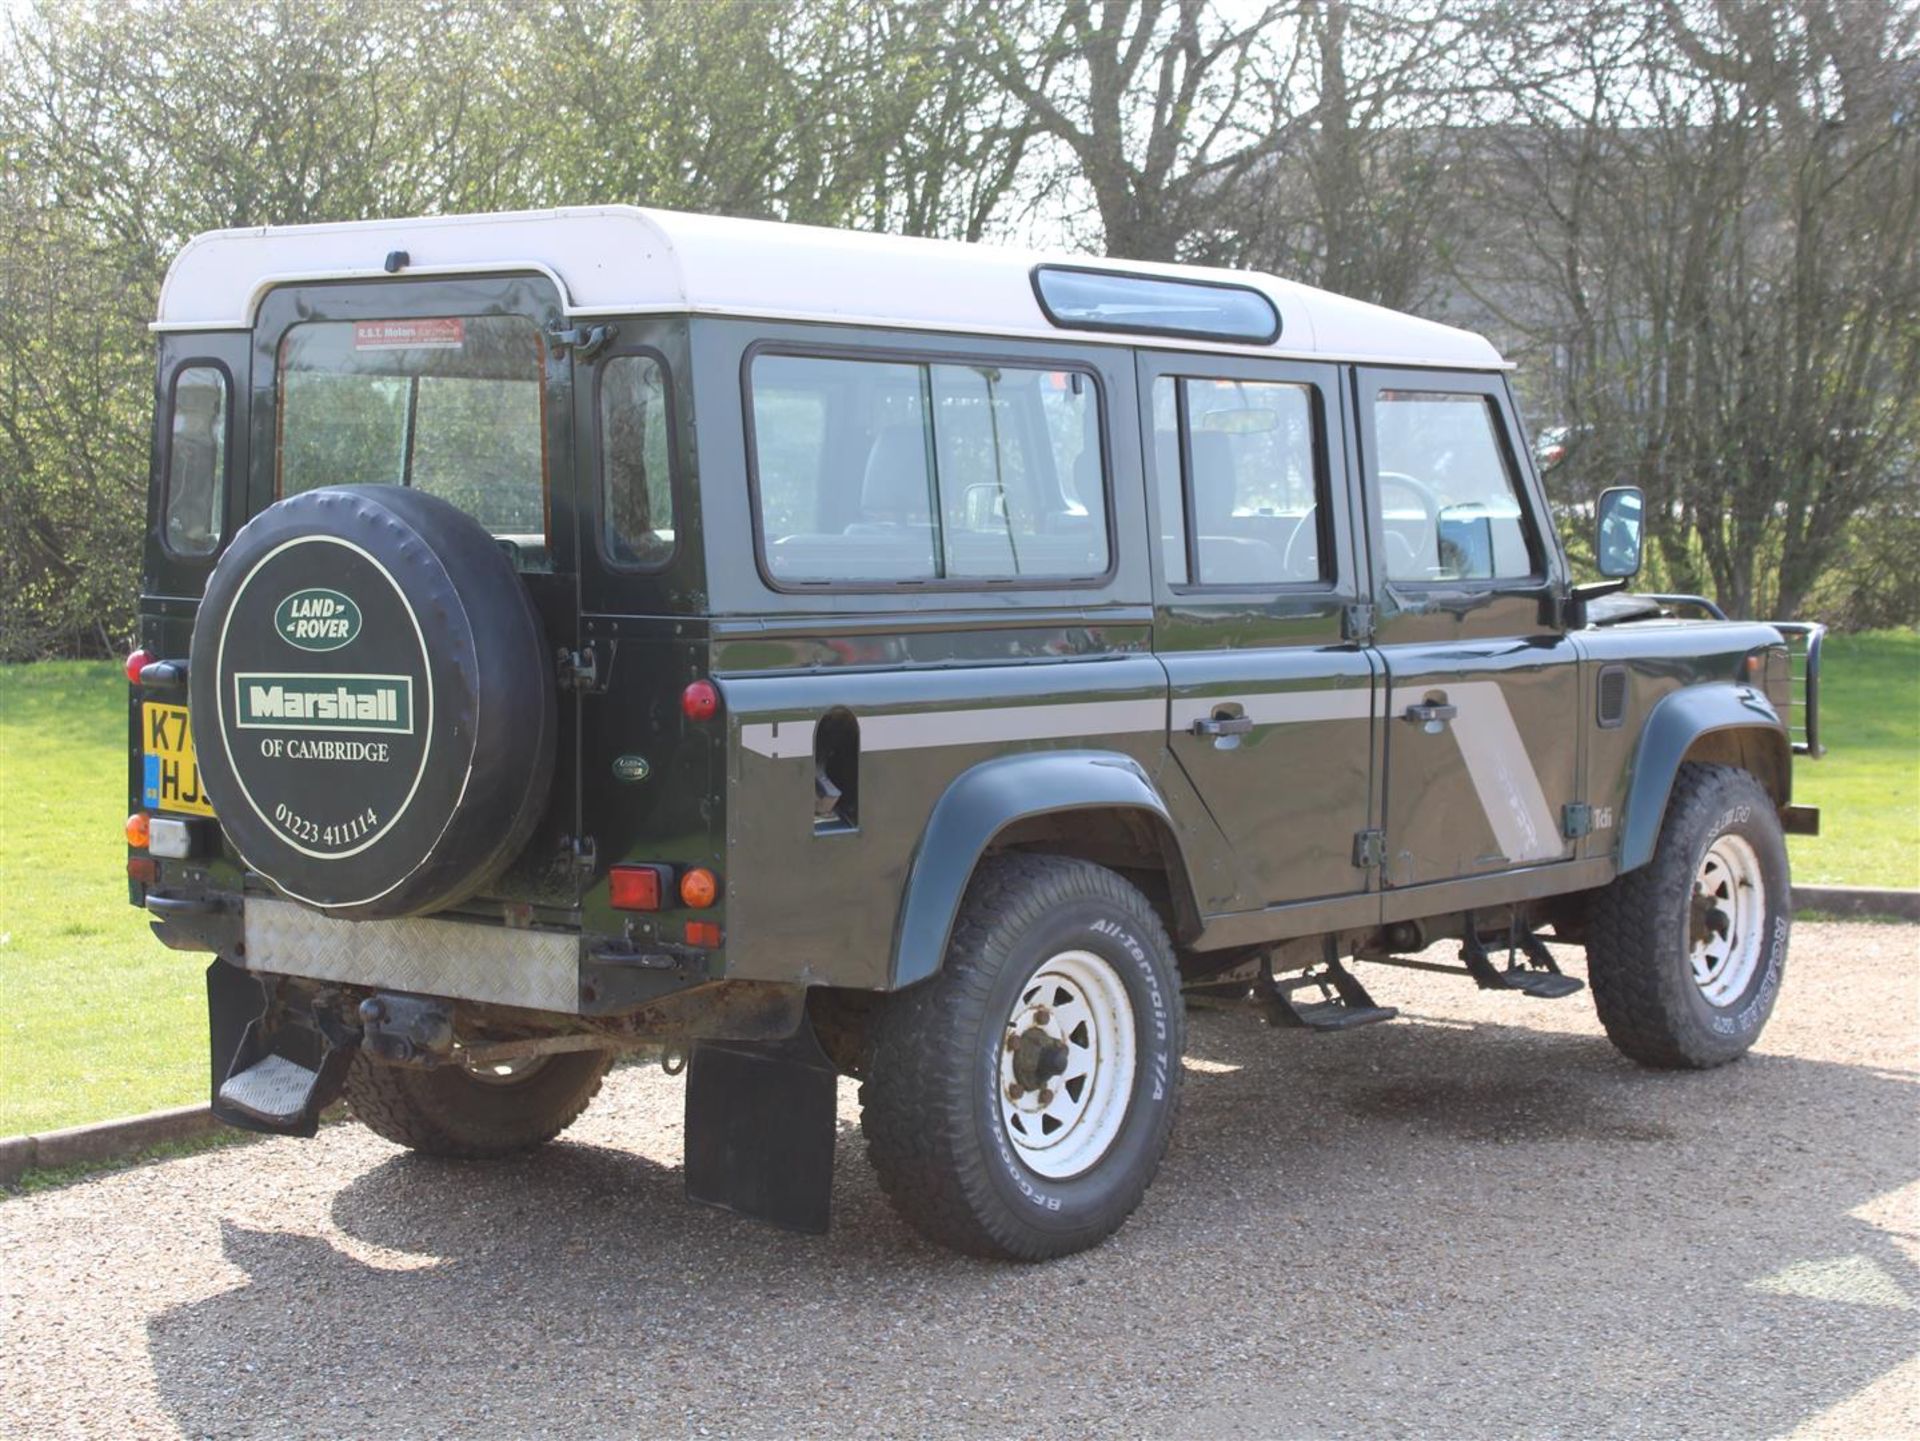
[189,485,556,919]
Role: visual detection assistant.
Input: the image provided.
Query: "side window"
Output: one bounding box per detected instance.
[1151,374,1327,587]
[598,354,674,568]
[165,365,228,557]
[748,352,1109,586]
[1372,391,1538,583]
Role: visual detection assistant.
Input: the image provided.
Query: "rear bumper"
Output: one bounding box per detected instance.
[152,892,715,1018]
[246,897,581,1011]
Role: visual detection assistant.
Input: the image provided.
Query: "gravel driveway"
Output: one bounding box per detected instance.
[3,921,1916,1439]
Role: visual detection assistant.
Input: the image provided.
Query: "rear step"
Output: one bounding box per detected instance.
[218,1053,324,1127]
[206,958,357,1137]
[1256,941,1398,1032]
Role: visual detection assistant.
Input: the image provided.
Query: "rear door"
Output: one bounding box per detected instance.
[251,274,585,902]
[1142,352,1379,915]
[1354,368,1581,891]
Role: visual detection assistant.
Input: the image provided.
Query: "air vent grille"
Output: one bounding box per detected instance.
[1597,665,1628,728]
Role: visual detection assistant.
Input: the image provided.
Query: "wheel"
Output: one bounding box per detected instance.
[190,485,555,919]
[1587,763,1791,1069]
[860,854,1184,1261]
[344,1047,613,1158]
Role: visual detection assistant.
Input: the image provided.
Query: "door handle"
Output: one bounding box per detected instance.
[1403,699,1458,732]
[1191,713,1254,738]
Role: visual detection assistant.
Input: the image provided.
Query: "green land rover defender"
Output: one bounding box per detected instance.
[127,207,1822,1260]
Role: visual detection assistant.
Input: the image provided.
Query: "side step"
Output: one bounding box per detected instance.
[1459,918,1585,999]
[1257,942,1398,1032]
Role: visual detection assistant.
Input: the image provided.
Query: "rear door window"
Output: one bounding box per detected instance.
[1151,374,1329,586]
[276,315,551,569]
[747,351,1109,587]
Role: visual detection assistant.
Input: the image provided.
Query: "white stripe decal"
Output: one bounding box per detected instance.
[1391,681,1562,863]
[738,698,1168,759]
[737,680,1561,867]
[1169,686,1372,731]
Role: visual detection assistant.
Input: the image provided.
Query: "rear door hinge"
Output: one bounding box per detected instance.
[1353,828,1388,870]
[1561,803,1593,840]
[567,835,598,873]
[547,323,618,359]
[1342,603,1375,644]
[557,644,602,693]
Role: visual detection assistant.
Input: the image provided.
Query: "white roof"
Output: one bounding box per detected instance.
[153,205,1505,369]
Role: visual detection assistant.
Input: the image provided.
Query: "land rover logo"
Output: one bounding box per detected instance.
[274,588,361,651]
[612,753,651,782]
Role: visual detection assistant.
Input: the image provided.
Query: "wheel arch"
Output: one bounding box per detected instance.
[1619,683,1791,874]
[888,750,1199,990]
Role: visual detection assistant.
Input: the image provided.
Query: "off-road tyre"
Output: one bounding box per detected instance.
[860,854,1184,1261]
[343,1048,613,1158]
[1588,763,1790,1070]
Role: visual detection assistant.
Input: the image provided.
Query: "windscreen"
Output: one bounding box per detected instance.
[277,315,551,570]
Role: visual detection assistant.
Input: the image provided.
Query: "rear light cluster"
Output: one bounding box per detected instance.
[609,863,720,911]
[609,863,724,948]
[125,648,154,684]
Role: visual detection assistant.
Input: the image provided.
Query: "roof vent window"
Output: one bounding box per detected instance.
[1032,266,1280,344]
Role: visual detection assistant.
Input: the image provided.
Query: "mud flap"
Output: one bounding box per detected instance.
[206,958,356,1137]
[683,1027,838,1234]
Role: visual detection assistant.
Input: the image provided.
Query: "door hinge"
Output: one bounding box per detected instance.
[567,835,598,873]
[557,644,602,693]
[1342,603,1375,644]
[1561,803,1593,840]
[1353,828,1388,869]
[547,322,618,359]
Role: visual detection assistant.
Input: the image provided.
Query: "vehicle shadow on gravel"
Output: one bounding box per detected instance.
[144,1002,1919,1438]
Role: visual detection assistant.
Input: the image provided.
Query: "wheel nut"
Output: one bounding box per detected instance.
[1038,1088,1054,1106]
[1034,1007,1051,1025]
[1006,1082,1023,1101]
[1004,1034,1017,1051]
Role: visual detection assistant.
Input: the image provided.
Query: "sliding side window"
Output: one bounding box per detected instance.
[748,352,1109,587]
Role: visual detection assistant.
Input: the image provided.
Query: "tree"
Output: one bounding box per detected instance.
[1456,0,1920,618]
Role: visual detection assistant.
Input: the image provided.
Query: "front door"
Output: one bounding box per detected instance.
[1144,353,1379,914]
[1354,368,1581,892]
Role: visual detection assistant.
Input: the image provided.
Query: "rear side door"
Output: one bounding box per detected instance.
[1142,352,1379,915]
[1354,368,1581,892]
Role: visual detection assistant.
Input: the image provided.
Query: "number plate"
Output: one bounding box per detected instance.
[142,702,214,816]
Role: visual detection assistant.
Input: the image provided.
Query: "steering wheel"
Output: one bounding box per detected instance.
[1281,505,1318,579]
[1377,470,1443,579]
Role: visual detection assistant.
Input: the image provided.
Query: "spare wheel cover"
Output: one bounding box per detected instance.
[189,485,555,919]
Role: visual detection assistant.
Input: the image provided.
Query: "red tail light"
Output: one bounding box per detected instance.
[684,921,723,949]
[681,680,719,722]
[125,648,154,685]
[609,863,671,911]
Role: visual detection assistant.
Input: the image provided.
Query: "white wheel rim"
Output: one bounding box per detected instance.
[461,1053,548,1086]
[1690,834,1766,1007]
[997,949,1137,1180]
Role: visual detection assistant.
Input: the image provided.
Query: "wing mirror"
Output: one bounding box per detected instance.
[1595,486,1644,578]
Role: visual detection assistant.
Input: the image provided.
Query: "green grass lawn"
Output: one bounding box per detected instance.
[1,662,207,1135]
[1784,630,1920,890]
[1,633,1914,1135]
